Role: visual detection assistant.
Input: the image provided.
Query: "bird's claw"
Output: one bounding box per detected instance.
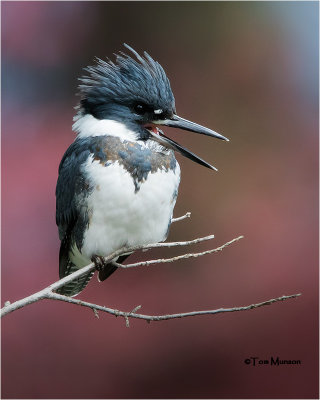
[91,255,107,272]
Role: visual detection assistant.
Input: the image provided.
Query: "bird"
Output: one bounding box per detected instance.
[55,44,228,297]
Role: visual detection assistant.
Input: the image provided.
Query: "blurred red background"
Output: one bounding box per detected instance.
[1,2,318,398]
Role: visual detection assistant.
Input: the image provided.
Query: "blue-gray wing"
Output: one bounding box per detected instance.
[56,139,93,283]
[56,140,91,239]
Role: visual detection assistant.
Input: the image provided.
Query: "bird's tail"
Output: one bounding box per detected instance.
[56,261,94,297]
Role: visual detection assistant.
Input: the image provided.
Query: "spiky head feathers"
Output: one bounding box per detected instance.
[78,45,176,121]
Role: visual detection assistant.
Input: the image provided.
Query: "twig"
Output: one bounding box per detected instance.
[114,236,243,269]
[141,233,215,249]
[171,212,191,223]
[44,292,302,327]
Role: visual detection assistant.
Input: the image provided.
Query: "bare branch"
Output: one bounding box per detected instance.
[171,212,191,223]
[0,232,300,323]
[1,234,243,318]
[2,235,243,318]
[44,292,301,326]
[141,234,215,249]
[114,236,244,269]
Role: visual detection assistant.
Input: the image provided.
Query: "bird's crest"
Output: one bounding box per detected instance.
[78,44,175,111]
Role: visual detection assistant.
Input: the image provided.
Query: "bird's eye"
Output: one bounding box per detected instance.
[153,109,164,119]
[134,104,148,115]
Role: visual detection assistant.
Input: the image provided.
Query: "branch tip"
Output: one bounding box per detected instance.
[171,212,191,223]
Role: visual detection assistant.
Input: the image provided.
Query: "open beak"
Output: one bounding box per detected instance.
[147,115,229,171]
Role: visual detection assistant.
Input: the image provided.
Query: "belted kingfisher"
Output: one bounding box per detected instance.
[56,44,228,297]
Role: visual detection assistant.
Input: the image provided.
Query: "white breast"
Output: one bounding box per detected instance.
[78,155,180,262]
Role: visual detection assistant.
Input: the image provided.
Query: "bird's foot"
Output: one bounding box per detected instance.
[91,255,107,271]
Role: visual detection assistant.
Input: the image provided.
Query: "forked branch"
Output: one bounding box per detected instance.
[1,213,301,322]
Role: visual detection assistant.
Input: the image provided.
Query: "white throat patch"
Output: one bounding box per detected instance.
[72,114,138,141]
